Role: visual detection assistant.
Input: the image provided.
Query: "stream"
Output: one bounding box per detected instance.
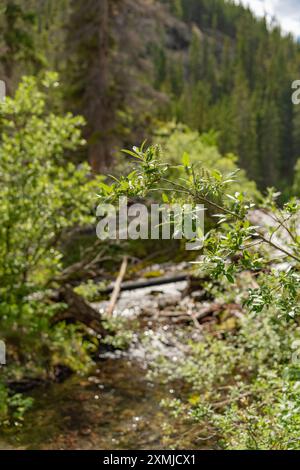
[1,358,204,450]
[0,274,211,450]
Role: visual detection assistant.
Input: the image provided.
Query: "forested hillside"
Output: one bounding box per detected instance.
[1,0,300,189]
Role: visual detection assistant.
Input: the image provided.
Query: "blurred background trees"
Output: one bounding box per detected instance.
[1,0,299,193]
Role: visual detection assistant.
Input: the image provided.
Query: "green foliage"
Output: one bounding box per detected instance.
[74,280,107,302]
[0,73,103,423]
[160,304,300,449]
[101,314,136,351]
[155,123,259,198]
[104,143,300,449]
[102,143,300,318]
[3,0,299,191]
[0,1,41,82]
[0,383,33,428]
[153,0,300,192]
[0,72,99,292]
[0,0,300,446]
[293,159,300,196]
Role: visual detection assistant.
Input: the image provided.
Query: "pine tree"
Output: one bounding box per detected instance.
[65,0,114,171]
[231,70,258,181]
[0,1,40,92]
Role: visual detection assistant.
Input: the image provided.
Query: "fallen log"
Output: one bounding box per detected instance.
[51,286,108,337]
[101,273,189,295]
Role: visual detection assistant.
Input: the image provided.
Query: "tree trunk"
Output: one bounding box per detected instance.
[52,286,108,337]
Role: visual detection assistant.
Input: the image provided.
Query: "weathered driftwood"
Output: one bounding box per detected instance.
[107,256,128,315]
[52,286,108,337]
[156,302,242,324]
[52,239,111,284]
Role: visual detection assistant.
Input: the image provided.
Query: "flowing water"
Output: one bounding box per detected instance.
[0,278,211,450]
[0,358,207,450]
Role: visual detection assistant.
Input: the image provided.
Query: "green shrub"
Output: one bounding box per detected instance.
[101,143,300,449]
[155,122,259,198]
[0,73,103,423]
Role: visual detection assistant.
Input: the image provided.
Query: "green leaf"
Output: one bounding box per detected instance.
[182,152,190,167]
[162,192,169,203]
[98,182,112,194]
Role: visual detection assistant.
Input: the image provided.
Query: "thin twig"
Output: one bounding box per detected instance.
[107,256,128,315]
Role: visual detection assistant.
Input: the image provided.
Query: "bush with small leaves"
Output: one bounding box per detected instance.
[100,143,300,449]
[0,73,103,424]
